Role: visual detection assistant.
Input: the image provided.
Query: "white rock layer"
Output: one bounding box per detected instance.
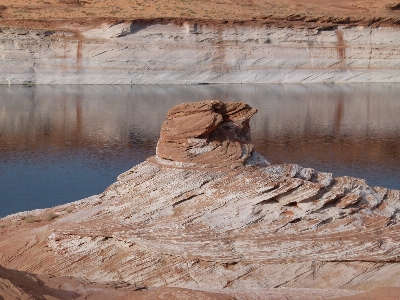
[1,22,400,84]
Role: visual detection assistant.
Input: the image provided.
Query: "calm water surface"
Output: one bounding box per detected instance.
[1,84,400,217]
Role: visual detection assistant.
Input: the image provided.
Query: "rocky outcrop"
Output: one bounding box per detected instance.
[1,100,400,299]
[1,23,400,84]
[156,100,268,168]
[0,265,138,300]
[0,265,235,300]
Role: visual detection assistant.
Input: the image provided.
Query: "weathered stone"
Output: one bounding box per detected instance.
[156,100,265,168]
[1,100,400,299]
[2,24,400,84]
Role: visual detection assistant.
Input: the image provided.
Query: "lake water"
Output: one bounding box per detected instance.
[1,84,400,217]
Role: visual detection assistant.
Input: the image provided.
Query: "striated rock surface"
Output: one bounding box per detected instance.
[1,100,400,299]
[0,265,141,300]
[3,0,400,84]
[1,23,400,84]
[0,265,234,300]
[156,100,268,168]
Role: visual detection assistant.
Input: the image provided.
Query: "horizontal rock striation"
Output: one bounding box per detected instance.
[156,100,268,168]
[1,22,400,84]
[0,265,236,300]
[1,100,400,299]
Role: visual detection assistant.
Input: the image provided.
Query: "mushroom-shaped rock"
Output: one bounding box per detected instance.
[156,100,269,168]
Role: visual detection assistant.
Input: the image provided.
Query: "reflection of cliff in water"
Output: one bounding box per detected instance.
[1,84,400,188]
[249,84,400,162]
[0,86,163,166]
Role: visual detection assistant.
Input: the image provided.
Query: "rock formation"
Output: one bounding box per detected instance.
[156,100,268,168]
[0,265,235,300]
[3,0,400,84]
[1,100,400,299]
[1,23,400,84]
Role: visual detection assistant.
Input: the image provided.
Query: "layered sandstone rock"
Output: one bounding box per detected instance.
[1,101,400,299]
[0,265,234,300]
[156,100,268,168]
[0,265,142,300]
[3,0,400,84]
[1,23,400,84]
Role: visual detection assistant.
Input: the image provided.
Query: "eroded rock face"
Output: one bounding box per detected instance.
[156,100,268,168]
[0,265,234,300]
[1,100,400,299]
[2,24,400,84]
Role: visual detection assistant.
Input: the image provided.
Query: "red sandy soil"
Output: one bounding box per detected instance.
[1,0,400,30]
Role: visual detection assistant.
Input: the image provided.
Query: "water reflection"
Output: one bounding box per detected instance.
[0,84,399,217]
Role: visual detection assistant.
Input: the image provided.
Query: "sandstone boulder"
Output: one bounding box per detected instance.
[156,100,268,168]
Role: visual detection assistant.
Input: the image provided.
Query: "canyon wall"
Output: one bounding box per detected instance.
[1,22,400,84]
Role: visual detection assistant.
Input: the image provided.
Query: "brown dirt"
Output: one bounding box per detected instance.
[1,0,400,30]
